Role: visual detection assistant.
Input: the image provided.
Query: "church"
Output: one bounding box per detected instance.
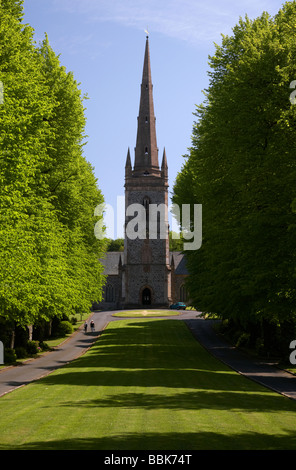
[96,37,188,310]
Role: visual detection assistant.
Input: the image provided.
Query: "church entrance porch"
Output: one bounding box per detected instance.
[142,287,152,305]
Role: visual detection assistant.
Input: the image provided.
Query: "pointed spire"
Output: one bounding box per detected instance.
[161,148,168,179]
[134,37,159,175]
[171,253,175,268]
[161,147,168,168]
[126,147,132,168]
[125,148,132,178]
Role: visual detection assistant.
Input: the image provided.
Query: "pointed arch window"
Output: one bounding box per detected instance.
[180,284,187,303]
[106,284,115,302]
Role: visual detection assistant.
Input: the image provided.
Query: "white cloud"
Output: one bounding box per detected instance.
[52,0,283,47]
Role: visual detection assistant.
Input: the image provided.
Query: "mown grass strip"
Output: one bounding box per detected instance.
[0,319,296,450]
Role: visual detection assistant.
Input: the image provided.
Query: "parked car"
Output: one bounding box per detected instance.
[170,302,186,310]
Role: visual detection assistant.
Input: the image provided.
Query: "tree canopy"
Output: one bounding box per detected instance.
[173,1,296,356]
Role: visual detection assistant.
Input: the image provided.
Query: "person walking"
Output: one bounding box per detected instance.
[90,320,95,333]
[84,321,88,333]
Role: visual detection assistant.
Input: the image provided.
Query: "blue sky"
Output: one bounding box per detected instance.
[23,0,285,237]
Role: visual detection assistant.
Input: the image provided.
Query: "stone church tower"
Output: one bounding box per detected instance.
[95,37,189,311]
[123,36,171,307]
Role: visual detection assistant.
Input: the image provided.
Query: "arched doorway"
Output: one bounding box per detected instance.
[142,287,151,305]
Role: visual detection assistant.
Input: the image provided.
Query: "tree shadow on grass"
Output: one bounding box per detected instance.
[48,390,296,413]
[39,365,246,387]
[1,429,296,450]
[95,320,186,345]
[2,319,296,451]
[36,319,296,413]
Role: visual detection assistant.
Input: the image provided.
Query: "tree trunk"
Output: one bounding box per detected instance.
[10,329,15,349]
[48,320,52,337]
[27,324,33,341]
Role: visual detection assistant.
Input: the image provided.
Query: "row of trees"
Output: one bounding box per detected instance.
[173,1,296,358]
[0,0,106,348]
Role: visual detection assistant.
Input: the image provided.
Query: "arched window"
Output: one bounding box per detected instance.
[105,284,115,302]
[180,284,187,302]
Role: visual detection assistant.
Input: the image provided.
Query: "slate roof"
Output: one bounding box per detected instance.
[170,252,189,275]
[100,252,123,275]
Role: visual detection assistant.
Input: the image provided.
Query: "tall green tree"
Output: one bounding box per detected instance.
[0,0,60,326]
[173,1,296,353]
[0,0,106,334]
[37,36,106,315]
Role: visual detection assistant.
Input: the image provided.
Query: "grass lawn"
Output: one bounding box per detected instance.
[112,309,181,317]
[0,319,296,450]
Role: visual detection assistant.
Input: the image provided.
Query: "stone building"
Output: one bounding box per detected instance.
[96,37,188,310]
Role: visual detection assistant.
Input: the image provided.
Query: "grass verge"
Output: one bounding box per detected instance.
[0,319,296,450]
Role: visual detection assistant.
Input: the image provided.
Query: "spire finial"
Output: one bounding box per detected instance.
[145,27,149,39]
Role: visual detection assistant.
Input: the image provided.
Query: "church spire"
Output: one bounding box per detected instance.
[134,37,159,175]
